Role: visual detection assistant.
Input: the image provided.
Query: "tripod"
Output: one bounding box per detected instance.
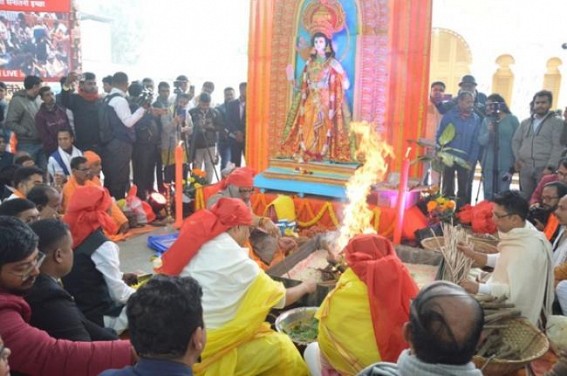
[491,116,501,199]
[187,107,220,182]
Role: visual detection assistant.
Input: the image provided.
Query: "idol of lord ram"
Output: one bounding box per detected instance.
[280,0,353,163]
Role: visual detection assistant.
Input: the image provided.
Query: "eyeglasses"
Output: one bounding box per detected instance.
[492,212,513,219]
[7,251,46,280]
[75,167,91,172]
[542,195,559,201]
[238,188,254,194]
[557,170,567,178]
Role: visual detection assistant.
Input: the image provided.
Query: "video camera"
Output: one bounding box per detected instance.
[487,101,503,122]
[135,87,153,107]
[526,206,551,227]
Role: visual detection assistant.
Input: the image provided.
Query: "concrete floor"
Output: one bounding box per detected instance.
[118,225,177,275]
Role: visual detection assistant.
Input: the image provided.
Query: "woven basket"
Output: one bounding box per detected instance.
[421,236,498,254]
[473,318,549,376]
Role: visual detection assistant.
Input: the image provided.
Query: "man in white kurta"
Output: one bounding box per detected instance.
[459,190,554,327]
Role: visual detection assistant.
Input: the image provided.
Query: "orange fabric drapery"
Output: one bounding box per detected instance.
[246,0,273,171]
[251,192,397,237]
[385,0,433,177]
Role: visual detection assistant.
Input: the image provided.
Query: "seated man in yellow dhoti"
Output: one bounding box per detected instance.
[304,234,419,376]
[156,197,314,376]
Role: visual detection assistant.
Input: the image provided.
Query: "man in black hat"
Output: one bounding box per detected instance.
[457,75,487,119]
[437,75,487,119]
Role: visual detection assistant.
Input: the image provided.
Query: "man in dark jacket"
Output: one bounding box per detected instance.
[60,72,102,153]
[226,82,247,167]
[101,72,145,200]
[5,75,45,169]
[129,82,160,200]
[26,219,118,341]
[35,86,71,156]
[0,216,133,375]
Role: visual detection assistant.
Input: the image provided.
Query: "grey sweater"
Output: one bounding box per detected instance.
[5,90,41,143]
[512,112,565,169]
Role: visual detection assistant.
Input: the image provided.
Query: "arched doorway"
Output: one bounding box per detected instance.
[429,28,472,95]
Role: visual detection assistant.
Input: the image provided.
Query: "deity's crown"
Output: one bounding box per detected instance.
[302,0,346,39]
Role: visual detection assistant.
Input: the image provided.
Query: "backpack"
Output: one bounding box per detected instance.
[98,93,121,145]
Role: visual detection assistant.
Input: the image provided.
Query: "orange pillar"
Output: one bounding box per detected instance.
[385,0,433,178]
[246,0,274,172]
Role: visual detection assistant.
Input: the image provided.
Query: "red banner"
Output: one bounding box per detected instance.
[0,0,70,13]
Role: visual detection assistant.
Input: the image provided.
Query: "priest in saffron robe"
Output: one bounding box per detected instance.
[305,234,419,376]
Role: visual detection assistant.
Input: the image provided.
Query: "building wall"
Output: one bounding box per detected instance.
[432,0,567,119]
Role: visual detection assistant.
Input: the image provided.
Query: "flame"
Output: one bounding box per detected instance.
[336,121,393,252]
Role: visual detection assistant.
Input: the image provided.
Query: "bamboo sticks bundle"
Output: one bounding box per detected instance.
[432,224,474,284]
[475,295,523,360]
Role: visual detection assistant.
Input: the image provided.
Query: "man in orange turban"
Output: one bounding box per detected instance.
[62,185,138,334]
[156,197,313,376]
[61,155,129,236]
[205,167,291,270]
[83,150,103,186]
[305,234,419,376]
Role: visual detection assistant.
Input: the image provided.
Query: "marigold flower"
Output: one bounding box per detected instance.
[427,200,438,212]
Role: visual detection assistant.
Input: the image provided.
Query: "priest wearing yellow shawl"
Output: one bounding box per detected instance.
[156,197,313,376]
[305,234,419,376]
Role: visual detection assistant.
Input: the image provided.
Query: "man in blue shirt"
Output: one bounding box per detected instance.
[100,275,206,376]
[436,91,481,207]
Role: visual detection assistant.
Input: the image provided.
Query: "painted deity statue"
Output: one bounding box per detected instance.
[281,32,352,163]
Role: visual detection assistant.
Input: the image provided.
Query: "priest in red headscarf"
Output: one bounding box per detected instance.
[304,234,419,376]
[156,197,313,376]
[206,167,294,270]
[62,185,138,335]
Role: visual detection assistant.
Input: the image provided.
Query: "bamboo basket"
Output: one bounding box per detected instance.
[473,318,549,376]
[421,236,498,255]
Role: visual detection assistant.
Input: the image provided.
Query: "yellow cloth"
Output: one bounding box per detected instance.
[193,272,308,376]
[266,194,296,221]
[316,268,380,375]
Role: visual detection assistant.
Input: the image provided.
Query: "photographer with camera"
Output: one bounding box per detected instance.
[478,94,519,200]
[157,88,192,184]
[128,81,160,200]
[189,93,222,184]
[170,75,195,105]
[100,72,146,200]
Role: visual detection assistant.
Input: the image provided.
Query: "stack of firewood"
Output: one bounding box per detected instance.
[475,295,522,360]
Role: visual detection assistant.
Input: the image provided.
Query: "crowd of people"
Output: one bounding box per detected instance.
[0,71,247,202]
[0,68,566,375]
[426,74,567,321]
